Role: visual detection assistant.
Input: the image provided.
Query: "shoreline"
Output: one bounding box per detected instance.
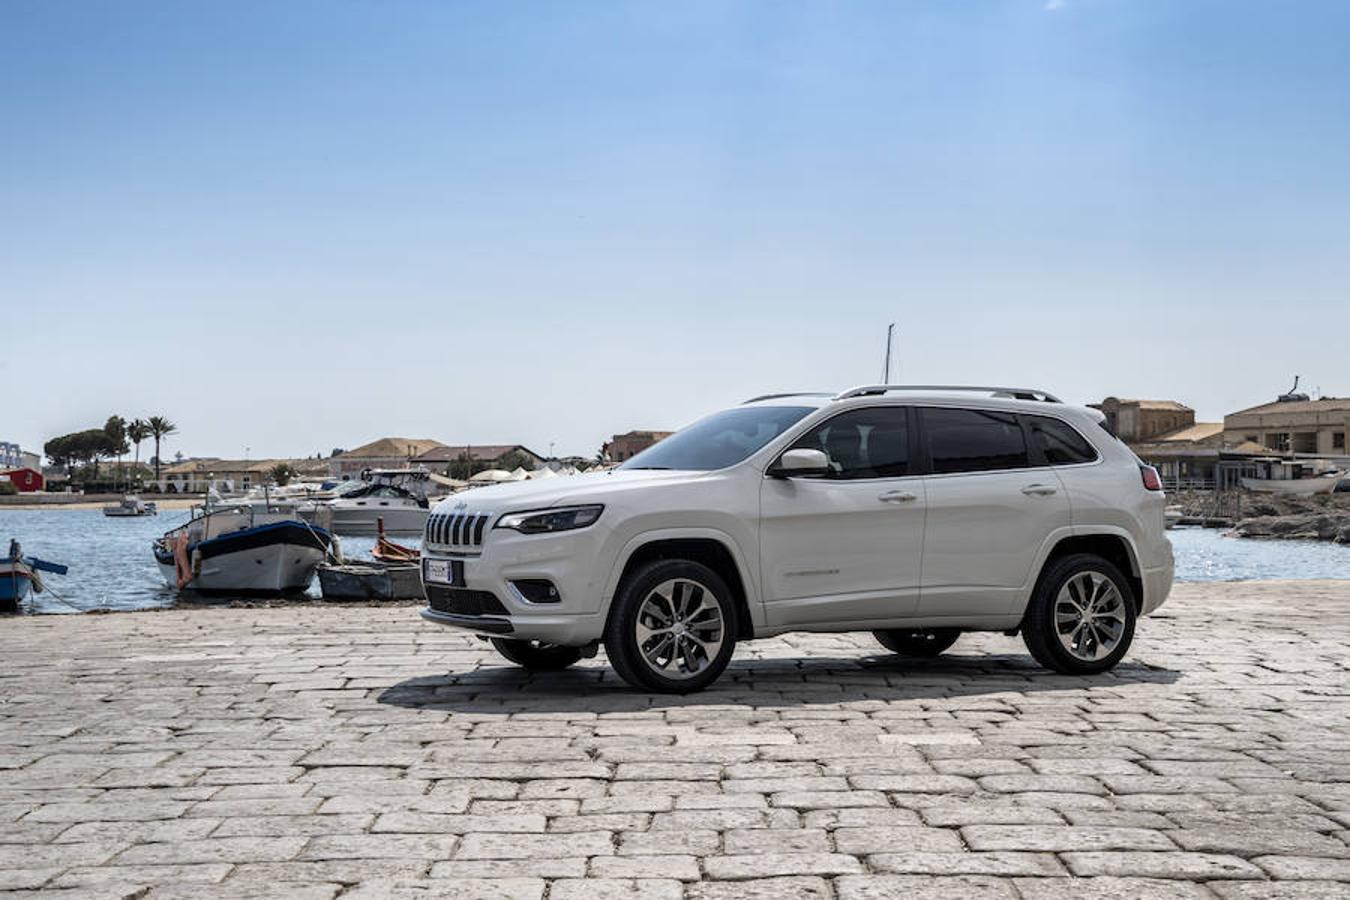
[0,496,200,511]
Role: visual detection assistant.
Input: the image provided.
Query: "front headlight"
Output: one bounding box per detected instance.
[495,505,604,535]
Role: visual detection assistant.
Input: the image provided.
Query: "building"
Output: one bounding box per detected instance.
[1128,423,1227,489]
[1224,396,1350,457]
[328,438,447,477]
[1090,398,1196,443]
[0,468,44,492]
[604,430,673,463]
[413,444,546,470]
[158,458,328,493]
[0,442,40,472]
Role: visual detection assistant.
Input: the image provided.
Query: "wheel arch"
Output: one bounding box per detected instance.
[1034,530,1145,613]
[605,530,758,640]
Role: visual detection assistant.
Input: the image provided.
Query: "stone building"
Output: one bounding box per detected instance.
[413,444,546,470]
[328,438,447,477]
[604,430,673,463]
[159,458,328,493]
[1090,398,1196,443]
[1224,396,1350,456]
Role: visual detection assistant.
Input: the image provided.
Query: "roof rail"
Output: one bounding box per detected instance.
[833,384,1063,403]
[742,392,834,404]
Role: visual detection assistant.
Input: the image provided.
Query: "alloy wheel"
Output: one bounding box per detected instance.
[1054,570,1128,662]
[635,578,726,679]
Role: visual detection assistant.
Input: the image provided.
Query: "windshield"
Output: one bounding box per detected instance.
[621,405,814,472]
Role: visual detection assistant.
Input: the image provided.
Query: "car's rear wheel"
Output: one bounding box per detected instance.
[604,559,737,693]
[1022,553,1137,675]
[873,627,962,657]
[489,638,583,671]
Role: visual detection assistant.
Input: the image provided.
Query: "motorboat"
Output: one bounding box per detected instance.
[153,501,335,594]
[298,470,432,536]
[2,539,68,612]
[103,495,157,517]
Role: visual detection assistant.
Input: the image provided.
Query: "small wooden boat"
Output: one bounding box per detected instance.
[2,539,68,612]
[372,517,420,563]
[317,561,423,600]
[153,502,334,594]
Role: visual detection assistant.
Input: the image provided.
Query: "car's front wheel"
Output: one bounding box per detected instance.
[873,628,962,657]
[603,559,738,693]
[1022,553,1137,675]
[489,638,584,671]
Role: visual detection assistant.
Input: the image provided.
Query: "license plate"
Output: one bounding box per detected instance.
[423,558,464,587]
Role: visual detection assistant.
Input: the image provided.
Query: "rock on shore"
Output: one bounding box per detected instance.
[1229,494,1350,543]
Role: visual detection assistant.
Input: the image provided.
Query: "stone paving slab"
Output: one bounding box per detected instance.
[2,579,1349,898]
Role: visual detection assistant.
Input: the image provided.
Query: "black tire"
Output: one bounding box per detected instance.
[489,638,584,671]
[603,559,738,694]
[873,627,962,657]
[1022,553,1138,675]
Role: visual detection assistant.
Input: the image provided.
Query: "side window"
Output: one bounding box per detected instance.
[790,407,911,479]
[1026,415,1098,465]
[922,407,1029,474]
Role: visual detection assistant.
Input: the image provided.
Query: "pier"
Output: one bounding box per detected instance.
[2,581,1348,896]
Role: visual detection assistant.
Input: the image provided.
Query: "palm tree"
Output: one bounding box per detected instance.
[147,416,178,483]
[127,419,150,486]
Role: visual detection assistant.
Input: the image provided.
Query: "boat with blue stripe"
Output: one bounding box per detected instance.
[154,500,337,595]
[2,539,68,612]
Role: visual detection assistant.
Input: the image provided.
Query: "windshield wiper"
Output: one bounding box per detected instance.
[625,465,672,470]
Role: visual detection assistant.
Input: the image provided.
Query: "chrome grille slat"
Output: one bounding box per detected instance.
[425,508,489,548]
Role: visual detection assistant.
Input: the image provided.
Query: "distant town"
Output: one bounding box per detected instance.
[2,386,1347,497]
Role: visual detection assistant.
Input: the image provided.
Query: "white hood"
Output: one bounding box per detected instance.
[432,468,700,513]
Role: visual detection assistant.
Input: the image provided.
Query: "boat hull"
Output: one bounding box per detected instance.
[0,563,33,611]
[318,562,423,600]
[156,521,332,594]
[1240,474,1342,496]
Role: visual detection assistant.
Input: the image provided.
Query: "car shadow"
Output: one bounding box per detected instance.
[375,649,1182,715]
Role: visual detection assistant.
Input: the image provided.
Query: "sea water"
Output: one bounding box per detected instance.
[0,509,1344,614]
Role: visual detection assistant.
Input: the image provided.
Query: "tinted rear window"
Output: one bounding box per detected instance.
[922,407,1030,474]
[1026,415,1098,465]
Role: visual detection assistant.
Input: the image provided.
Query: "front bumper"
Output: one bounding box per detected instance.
[417,525,613,645]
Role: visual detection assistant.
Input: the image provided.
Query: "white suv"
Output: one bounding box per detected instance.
[420,386,1174,693]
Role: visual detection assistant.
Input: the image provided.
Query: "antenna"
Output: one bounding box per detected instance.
[881,323,895,383]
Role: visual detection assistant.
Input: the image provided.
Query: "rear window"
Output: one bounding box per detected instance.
[1026,415,1098,465]
[922,407,1030,474]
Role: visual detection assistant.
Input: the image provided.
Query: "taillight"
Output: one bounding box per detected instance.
[1140,465,1163,491]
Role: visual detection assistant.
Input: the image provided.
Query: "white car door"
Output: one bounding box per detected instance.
[759,405,926,627]
[917,406,1070,618]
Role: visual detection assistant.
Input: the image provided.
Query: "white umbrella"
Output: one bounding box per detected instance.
[469,468,514,483]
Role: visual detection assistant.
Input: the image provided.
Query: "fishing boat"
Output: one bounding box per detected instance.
[2,540,68,612]
[152,500,336,594]
[298,470,431,536]
[103,495,158,517]
[317,561,423,600]
[1240,459,1345,496]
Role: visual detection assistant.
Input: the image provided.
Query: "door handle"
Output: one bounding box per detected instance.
[1021,484,1058,496]
[878,490,918,503]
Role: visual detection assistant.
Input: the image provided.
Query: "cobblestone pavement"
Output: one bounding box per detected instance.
[3,580,1349,899]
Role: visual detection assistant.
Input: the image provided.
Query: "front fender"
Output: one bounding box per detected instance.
[602,527,764,630]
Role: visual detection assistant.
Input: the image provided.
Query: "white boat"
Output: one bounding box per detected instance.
[1240,471,1344,495]
[103,495,157,517]
[153,502,335,594]
[298,470,431,536]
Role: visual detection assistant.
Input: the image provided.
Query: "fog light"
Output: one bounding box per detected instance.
[511,579,561,603]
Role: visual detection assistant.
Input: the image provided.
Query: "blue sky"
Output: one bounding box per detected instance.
[3,0,1347,461]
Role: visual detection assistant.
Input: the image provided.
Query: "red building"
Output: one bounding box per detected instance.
[0,468,44,492]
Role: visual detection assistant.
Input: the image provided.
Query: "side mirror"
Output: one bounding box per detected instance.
[768,448,830,478]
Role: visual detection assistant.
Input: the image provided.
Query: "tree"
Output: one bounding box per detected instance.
[147,416,178,482]
[269,463,296,486]
[127,419,150,485]
[104,416,128,488]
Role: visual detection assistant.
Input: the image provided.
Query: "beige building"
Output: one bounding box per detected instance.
[328,438,447,477]
[1090,398,1197,443]
[158,458,328,493]
[604,430,673,463]
[414,444,545,469]
[1224,397,1350,456]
